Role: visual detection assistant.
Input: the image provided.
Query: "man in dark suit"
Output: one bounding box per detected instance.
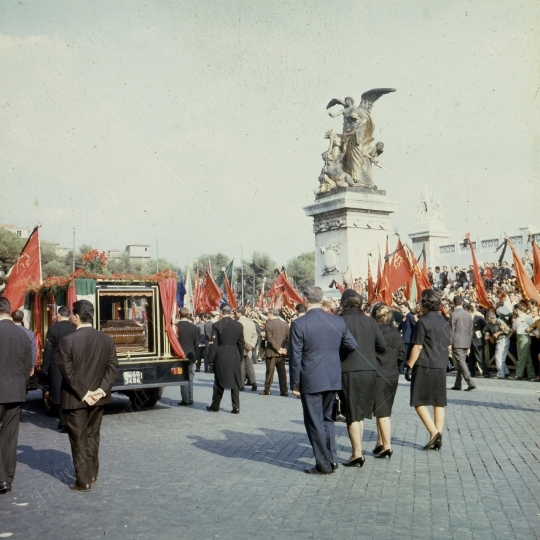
[176,307,200,406]
[398,303,417,373]
[206,304,244,413]
[0,298,33,493]
[42,305,76,431]
[58,300,119,491]
[12,310,37,370]
[289,286,357,474]
[450,296,475,391]
[260,309,289,396]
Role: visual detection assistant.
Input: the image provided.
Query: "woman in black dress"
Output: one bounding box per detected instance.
[339,291,386,467]
[372,304,404,459]
[404,289,451,450]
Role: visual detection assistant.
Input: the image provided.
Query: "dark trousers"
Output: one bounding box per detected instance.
[199,346,209,372]
[300,391,337,473]
[0,403,21,484]
[264,356,288,394]
[49,363,67,428]
[64,406,105,486]
[210,379,240,411]
[467,341,489,377]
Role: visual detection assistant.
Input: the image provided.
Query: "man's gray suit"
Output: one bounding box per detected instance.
[450,307,474,389]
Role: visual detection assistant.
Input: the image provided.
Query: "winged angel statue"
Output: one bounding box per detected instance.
[316,88,395,194]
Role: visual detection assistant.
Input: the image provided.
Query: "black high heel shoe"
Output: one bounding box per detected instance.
[343,456,365,467]
[373,448,393,459]
[423,432,442,450]
[372,444,383,455]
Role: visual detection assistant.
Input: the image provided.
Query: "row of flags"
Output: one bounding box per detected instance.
[4,227,540,318]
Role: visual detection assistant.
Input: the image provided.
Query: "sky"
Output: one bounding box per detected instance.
[1,0,539,268]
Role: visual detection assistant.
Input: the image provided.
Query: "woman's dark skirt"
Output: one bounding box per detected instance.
[340,370,377,423]
[373,375,399,417]
[410,366,447,407]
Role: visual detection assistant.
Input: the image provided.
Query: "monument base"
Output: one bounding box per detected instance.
[304,188,399,297]
[408,218,452,267]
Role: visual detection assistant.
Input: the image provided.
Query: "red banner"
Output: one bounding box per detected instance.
[266,271,303,309]
[408,245,431,301]
[388,237,414,293]
[203,264,223,311]
[224,274,237,309]
[465,233,494,309]
[158,278,186,358]
[377,238,392,304]
[532,240,540,290]
[3,227,42,310]
[367,259,374,303]
[508,240,540,303]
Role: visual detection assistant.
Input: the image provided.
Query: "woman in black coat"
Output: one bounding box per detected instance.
[404,289,451,450]
[339,291,386,467]
[372,304,404,459]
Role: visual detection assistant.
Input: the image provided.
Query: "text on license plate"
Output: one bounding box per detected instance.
[123,371,143,385]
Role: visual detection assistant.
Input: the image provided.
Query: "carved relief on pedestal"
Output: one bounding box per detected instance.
[320,243,341,276]
[313,216,347,233]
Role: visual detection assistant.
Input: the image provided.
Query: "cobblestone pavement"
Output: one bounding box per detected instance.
[2,364,540,540]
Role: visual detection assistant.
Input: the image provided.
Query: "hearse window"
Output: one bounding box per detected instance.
[98,291,155,354]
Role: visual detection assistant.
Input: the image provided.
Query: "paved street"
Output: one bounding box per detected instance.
[2,364,540,540]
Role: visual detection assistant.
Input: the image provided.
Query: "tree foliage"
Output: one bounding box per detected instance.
[0,229,26,268]
[286,251,315,291]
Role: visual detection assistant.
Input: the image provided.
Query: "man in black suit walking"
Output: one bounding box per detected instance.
[176,307,200,406]
[289,286,357,474]
[0,298,33,493]
[58,300,119,491]
[42,305,76,431]
[206,304,244,413]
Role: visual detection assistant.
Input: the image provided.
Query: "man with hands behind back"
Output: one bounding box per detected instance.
[58,300,119,492]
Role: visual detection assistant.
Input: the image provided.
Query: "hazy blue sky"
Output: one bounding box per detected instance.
[1,0,538,267]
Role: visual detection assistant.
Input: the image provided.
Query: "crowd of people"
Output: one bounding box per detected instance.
[1,260,539,491]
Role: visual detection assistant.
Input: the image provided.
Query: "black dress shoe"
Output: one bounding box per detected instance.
[178,402,190,406]
[280,393,289,397]
[304,466,333,475]
[464,385,477,391]
[373,444,383,455]
[331,462,338,471]
[450,387,461,391]
[189,401,194,405]
[231,409,240,414]
[424,432,442,450]
[206,406,218,412]
[251,384,258,391]
[69,483,91,492]
[343,456,365,468]
[373,448,393,460]
[58,426,68,433]
[335,414,347,423]
[0,481,11,493]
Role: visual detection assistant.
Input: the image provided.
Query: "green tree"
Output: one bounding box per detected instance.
[0,229,26,268]
[190,253,231,277]
[234,251,277,306]
[286,252,315,291]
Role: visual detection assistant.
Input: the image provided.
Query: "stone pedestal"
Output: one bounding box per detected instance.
[408,218,452,267]
[303,187,399,296]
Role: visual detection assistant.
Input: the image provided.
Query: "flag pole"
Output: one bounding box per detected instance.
[241,243,244,306]
[72,228,75,272]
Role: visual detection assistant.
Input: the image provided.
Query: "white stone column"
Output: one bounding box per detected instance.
[303,187,399,296]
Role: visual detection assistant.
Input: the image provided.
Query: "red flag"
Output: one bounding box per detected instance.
[193,269,201,314]
[203,263,223,311]
[334,280,345,294]
[421,243,429,283]
[266,271,303,308]
[377,238,392,304]
[375,254,383,299]
[388,237,414,293]
[224,274,237,309]
[367,259,374,303]
[3,227,42,310]
[508,239,540,303]
[408,245,431,301]
[465,233,494,309]
[532,240,540,290]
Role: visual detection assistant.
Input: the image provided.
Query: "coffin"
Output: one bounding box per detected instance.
[101,320,147,351]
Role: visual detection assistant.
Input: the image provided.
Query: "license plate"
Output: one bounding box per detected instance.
[123,371,143,385]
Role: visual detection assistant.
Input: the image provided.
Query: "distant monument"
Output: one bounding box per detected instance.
[305,89,398,295]
[408,185,451,266]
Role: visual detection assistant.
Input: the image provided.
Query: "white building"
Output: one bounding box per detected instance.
[0,223,30,239]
